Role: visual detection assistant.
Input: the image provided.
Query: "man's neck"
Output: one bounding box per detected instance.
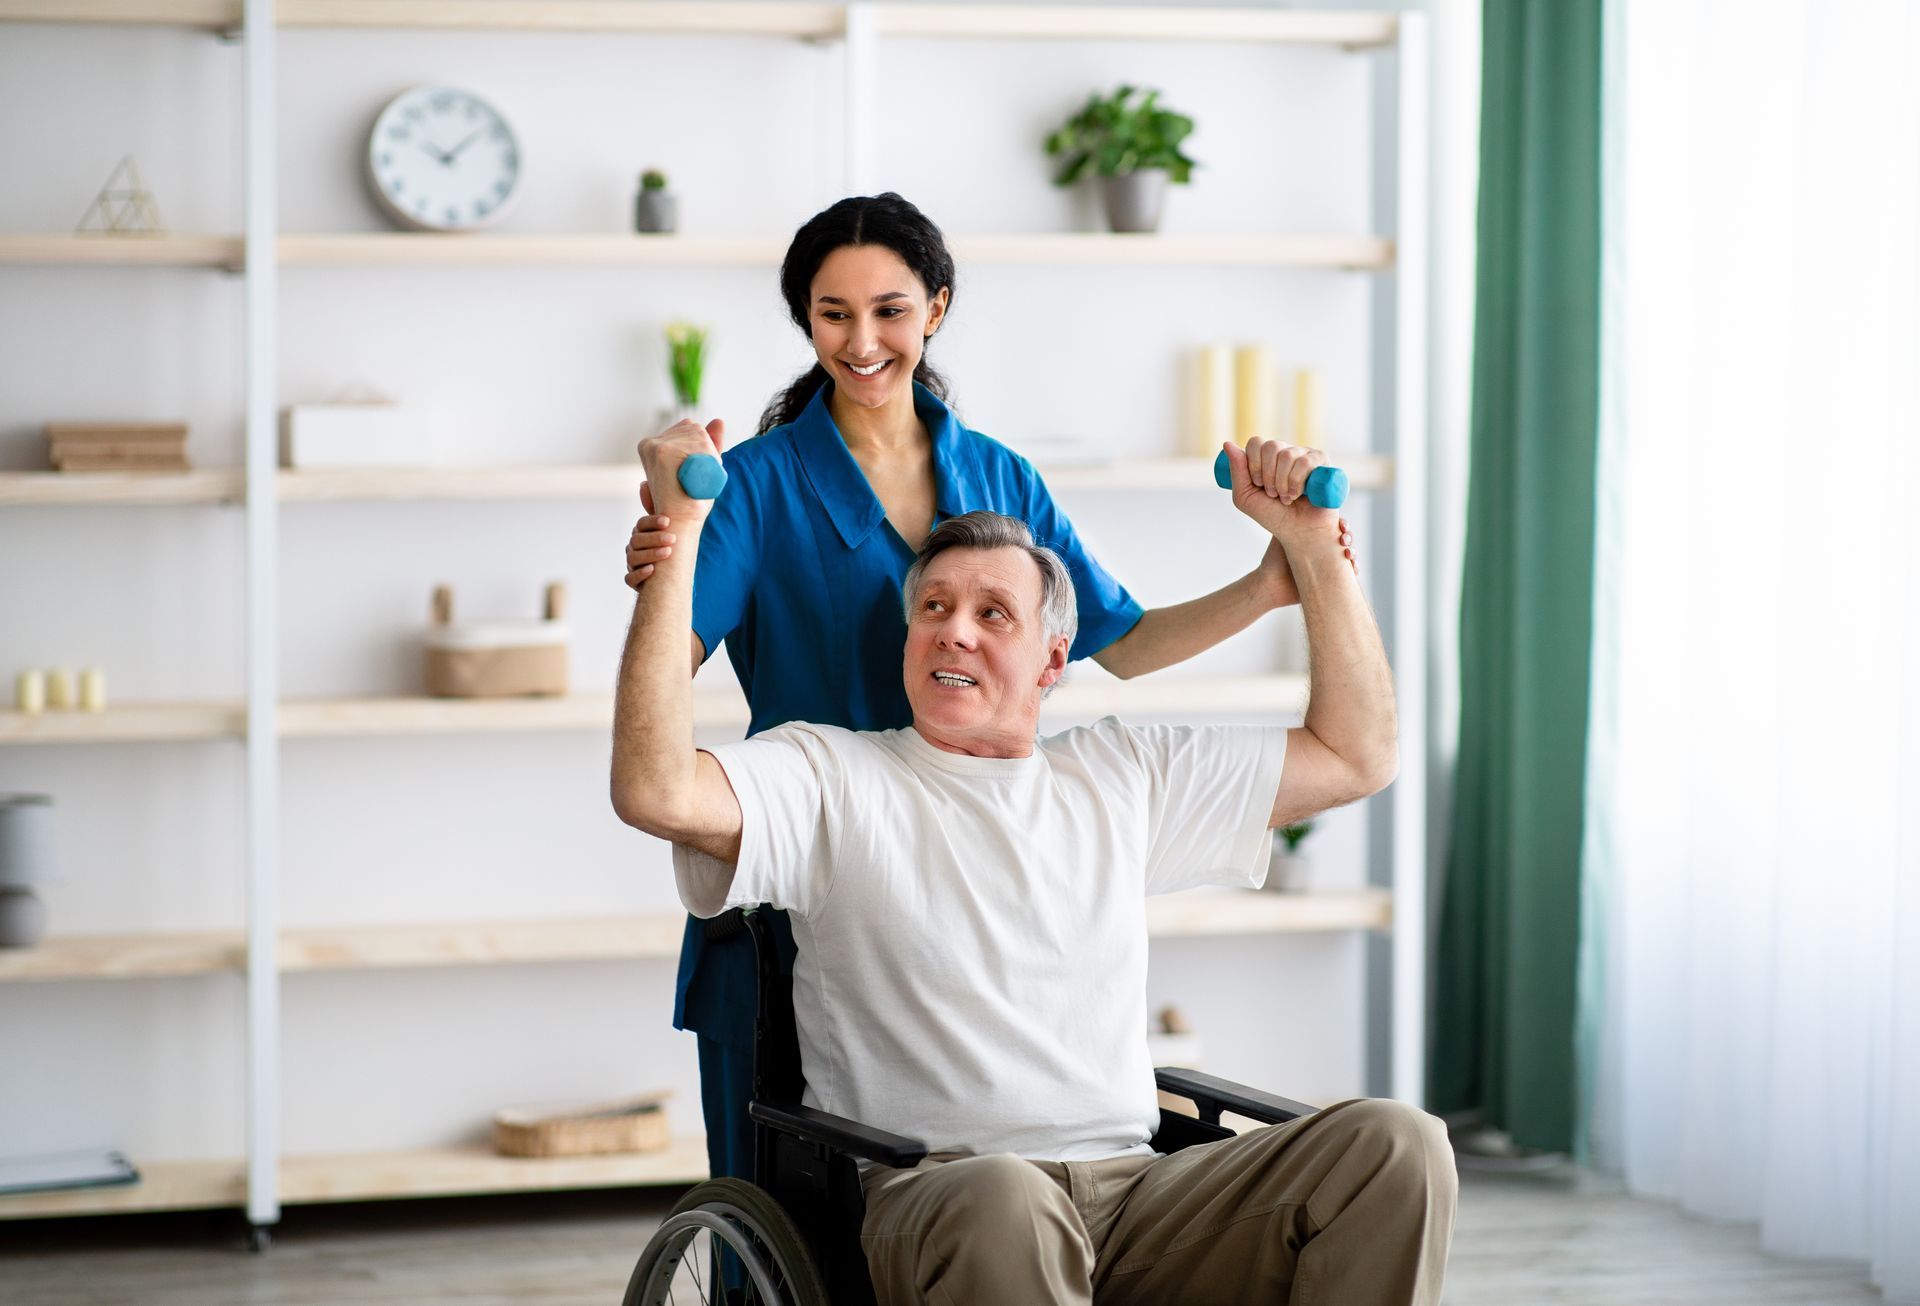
[910,717,1039,759]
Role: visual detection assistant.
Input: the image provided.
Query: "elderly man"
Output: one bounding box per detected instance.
[612,429,1456,1306]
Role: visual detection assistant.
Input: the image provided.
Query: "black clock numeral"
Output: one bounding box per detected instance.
[380,152,393,166]
[474,200,491,218]
[494,180,510,196]
[431,92,455,111]
[392,178,405,193]
[490,125,508,141]
[445,207,459,224]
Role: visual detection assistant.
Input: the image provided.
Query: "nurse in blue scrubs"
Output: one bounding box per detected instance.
[623,193,1352,1184]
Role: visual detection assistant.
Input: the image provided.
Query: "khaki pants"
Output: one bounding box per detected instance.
[858,1098,1457,1306]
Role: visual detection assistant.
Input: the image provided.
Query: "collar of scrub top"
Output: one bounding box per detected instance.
[793,377,977,549]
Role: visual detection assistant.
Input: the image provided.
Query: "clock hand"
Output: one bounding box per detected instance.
[418,140,454,166]
[445,129,484,161]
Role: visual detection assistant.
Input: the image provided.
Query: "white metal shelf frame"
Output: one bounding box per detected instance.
[0,0,1428,1225]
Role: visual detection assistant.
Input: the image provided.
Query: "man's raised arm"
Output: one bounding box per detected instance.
[609,420,744,864]
[1221,440,1400,828]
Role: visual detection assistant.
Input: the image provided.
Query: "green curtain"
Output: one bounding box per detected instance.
[1429,0,1603,1154]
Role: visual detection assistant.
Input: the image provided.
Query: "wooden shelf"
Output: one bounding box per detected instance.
[276,463,644,501]
[957,234,1393,269]
[0,233,243,268]
[279,915,687,971]
[0,1140,708,1219]
[278,1,841,37]
[1146,886,1391,936]
[0,675,1306,748]
[0,455,1393,507]
[278,1136,709,1203]
[871,5,1398,46]
[0,886,1381,985]
[0,702,244,745]
[276,231,1391,271]
[277,232,787,267]
[2,3,1399,47]
[0,1157,246,1221]
[0,469,242,505]
[0,930,244,981]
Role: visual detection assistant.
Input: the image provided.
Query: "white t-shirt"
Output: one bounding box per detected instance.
[673,715,1287,1163]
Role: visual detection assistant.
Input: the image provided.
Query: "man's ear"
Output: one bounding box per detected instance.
[1037,635,1070,690]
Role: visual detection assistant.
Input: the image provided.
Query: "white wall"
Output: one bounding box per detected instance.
[0,7,1394,1165]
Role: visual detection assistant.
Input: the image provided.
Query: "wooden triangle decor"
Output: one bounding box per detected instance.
[75,156,167,235]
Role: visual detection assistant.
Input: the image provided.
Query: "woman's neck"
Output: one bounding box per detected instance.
[829,381,924,458]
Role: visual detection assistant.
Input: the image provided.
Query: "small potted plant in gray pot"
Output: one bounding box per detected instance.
[635,168,677,234]
[1263,820,1315,893]
[1045,84,1198,233]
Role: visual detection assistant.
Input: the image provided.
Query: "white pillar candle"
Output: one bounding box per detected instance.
[45,669,75,711]
[15,671,45,715]
[79,668,106,713]
[1193,345,1233,456]
[1234,346,1278,445]
[1293,368,1324,448]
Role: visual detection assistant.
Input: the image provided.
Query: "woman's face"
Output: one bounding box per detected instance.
[808,244,949,412]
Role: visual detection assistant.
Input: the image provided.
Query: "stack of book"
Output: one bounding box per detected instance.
[44,422,190,473]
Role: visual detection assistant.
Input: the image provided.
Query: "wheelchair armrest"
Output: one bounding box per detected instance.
[1155,1066,1319,1127]
[749,1099,930,1169]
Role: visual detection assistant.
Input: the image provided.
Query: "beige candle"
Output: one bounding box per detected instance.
[45,668,75,711]
[1193,345,1233,456]
[1294,368,1323,448]
[80,668,106,713]
[1234,346,1277,444]
[15,670,45,715]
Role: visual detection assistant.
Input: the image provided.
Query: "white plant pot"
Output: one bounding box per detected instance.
[1264,850,1312,893]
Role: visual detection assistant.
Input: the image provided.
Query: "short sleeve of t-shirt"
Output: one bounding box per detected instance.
[688,447,766,666]
[1108,720,1290,895]
[672,722,852,918]
[1014,460,1144,660]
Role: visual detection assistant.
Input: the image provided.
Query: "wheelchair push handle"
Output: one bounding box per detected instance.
[1212,448,1348,510]
[677,452,728,500]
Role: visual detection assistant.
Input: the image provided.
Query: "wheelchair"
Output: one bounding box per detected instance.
[622,907,1321,1305]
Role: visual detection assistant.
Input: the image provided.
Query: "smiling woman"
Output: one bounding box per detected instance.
[616,191,1354,1192]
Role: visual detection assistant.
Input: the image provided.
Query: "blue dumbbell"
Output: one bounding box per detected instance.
[677,453,728,499]
[1212,449,1348,510]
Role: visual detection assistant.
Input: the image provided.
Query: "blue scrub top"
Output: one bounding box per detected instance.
[674,379,1144,1041]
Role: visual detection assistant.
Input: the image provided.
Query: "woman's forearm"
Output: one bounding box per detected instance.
[1091,567,1279,679]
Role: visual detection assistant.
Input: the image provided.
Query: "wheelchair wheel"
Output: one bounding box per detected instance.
[623,1176,830,1306]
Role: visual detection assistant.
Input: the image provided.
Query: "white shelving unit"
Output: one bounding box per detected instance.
[0,0,1427,1230]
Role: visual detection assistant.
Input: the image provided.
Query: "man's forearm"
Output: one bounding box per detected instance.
[1294,543,1397,785]
[1093,570,1275,679]
[610,522,705,834]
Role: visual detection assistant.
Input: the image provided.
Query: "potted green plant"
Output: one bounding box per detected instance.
[635,168,677,234]
[1045,84,1198,233]
[1264,820,1315,893]
[663,321,707,425]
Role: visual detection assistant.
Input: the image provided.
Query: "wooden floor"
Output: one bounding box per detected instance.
[0,1162,1884,1305]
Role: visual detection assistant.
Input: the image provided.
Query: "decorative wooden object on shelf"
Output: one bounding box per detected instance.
[74,155,164,236]
[425,582,569,698]
[492,1091,671,1158]
[44,422,189,473]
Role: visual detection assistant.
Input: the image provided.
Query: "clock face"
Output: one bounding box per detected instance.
[367,86,520,232]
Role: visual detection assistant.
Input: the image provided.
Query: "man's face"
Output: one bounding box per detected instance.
[903,546,1068,756]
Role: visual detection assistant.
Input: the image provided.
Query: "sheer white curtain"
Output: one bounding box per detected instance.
[1586,0,1920,1299]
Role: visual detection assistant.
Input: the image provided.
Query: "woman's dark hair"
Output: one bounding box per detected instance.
[755,193,958,436]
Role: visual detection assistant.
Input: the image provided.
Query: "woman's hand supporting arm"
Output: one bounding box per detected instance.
[610,421,744,863]
[1090,446,1355,679]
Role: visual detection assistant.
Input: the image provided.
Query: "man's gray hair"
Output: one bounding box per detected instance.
[901,510,1079,651]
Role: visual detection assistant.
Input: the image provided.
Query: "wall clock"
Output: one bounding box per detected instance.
[366,86,521,232]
